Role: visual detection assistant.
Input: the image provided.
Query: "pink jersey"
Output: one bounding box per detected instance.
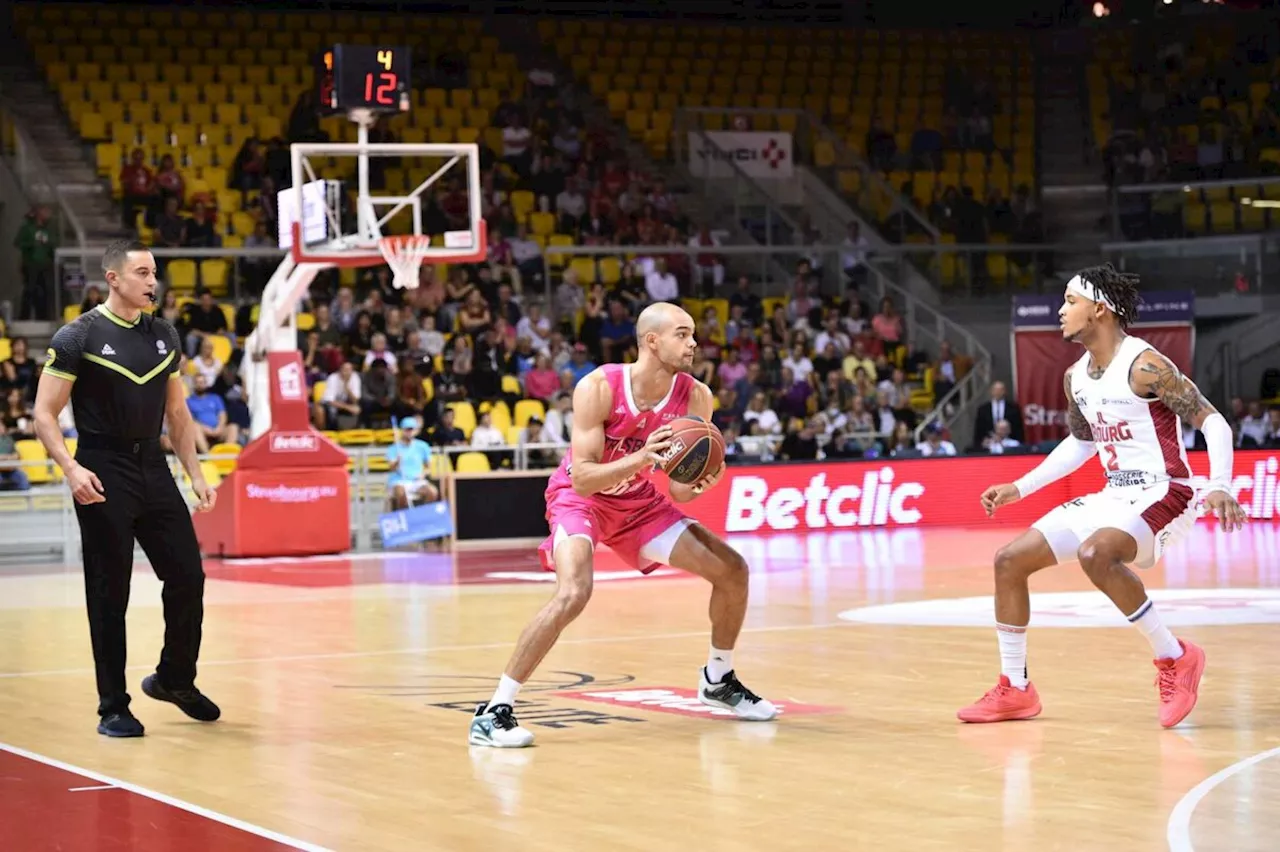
[545,364,696,501]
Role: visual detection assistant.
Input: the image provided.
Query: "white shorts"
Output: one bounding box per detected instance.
[1032,481,1197,569]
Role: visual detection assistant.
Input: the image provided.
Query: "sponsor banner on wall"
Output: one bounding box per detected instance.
[687,131,793,179]
[673,451,1280,536]
[1011,290,1195,445]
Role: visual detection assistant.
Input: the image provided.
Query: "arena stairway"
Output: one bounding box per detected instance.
[0,27,128,246]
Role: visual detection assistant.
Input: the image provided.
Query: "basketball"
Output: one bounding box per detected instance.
[662,416,726,485]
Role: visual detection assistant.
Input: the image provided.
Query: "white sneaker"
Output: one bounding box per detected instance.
[697,668,779,721]
[468,703,535,748]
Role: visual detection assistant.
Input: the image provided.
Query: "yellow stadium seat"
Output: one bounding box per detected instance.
[208,442,241,476]
[455,452,490,473]
[337,429,375,446]
[568,257,597,285]
[501,375,522,396]
[513,399,545,428]
[168,259,197,290]
[208,335,232,366]
[0,340,9,363]
[447,401,477,438]
[481,400,512,434]
[528,211,556,236]
[200,260,229,295]
[373,429,396,445]
[15,440,52,484]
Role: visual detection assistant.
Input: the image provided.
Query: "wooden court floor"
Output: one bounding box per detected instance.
[1,522,1278,851]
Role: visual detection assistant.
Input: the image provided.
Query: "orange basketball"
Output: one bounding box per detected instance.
[663,416,726,485]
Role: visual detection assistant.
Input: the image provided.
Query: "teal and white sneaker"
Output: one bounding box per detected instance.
[698,668,779,721]
[468,702,535,748]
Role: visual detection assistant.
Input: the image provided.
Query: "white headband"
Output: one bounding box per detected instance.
[1066,274,1117,313]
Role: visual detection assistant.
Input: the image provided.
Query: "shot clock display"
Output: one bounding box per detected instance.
[316,44,411,116]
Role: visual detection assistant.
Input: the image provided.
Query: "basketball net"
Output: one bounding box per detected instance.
[377,234,434,290]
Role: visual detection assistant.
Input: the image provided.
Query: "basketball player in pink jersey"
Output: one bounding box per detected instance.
[470,303,778,747]
[959,264,1248,728]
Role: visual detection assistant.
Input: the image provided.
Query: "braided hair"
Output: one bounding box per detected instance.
[1078,263,1141,329]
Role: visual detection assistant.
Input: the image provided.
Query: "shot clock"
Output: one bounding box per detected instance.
[316,44,411,116]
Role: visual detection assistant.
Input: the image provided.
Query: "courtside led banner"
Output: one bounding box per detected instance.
[677,451,1279,536]
[1011,291,1195,446]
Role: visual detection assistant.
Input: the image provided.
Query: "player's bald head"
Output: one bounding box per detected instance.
[636,302,692,339]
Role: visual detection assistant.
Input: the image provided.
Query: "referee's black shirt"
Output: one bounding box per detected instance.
[46,304,182,439]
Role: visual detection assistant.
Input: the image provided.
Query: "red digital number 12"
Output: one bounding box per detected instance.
[364,72,397,105]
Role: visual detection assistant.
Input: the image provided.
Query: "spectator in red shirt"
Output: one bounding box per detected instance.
[119,148,154,231]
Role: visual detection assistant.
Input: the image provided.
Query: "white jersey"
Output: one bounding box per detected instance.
[1068,335,1192,486]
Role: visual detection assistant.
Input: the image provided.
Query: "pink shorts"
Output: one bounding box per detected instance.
[537,484,694,574]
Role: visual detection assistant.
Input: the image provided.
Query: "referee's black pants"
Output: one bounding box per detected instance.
[74,436,206,717]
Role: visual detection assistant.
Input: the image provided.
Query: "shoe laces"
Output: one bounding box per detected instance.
[170,687,203,704]
[718,672,762,704]
[489,704,520,731]
[1155,663,1178,702]
[980,682,1015,704]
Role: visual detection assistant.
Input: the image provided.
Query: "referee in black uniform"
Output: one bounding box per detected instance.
[33,239,221,738]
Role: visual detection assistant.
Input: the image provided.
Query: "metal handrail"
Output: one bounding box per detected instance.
[0,95,88,249]
[1113,174,1280,195]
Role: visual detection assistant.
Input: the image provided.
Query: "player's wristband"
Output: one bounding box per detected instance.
[1014,435,1098,498]
[1200,412,1234,495]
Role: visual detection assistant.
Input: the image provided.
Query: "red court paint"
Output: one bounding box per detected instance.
[0,749,310,851]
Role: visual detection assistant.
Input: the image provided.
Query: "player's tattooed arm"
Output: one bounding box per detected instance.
[1063,370,1093,441]
[1130,349,1217,429]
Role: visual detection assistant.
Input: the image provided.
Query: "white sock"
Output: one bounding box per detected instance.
[706,646,734,683]
[996,623,1029,690]
[1126,599,1183,660]
[488,674,522,710]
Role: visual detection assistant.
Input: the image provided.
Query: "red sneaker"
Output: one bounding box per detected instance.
[957,676,1042,723]
[1154,639,1206,728]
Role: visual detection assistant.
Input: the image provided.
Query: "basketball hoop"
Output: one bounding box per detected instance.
[378,234,434,290]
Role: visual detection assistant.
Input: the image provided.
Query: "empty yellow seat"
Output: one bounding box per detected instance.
[454,452,490,473]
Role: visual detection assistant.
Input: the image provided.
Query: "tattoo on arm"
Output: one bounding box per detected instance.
[1135,353,1215,426]
[1064,371,1092,441]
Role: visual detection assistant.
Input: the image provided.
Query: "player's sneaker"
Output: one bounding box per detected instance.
[468,703,535,748]
[956,676,1042,723]
[697,668,778,721]
[1154,639,1206,728]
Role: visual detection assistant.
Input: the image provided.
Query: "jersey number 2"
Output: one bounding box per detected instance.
[1102,444,1120,471]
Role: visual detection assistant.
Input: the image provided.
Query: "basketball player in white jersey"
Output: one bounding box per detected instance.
[959,264,1247,728]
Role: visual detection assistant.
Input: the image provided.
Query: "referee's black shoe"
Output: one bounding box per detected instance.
[97,710,145,738]
[141,674,221,722]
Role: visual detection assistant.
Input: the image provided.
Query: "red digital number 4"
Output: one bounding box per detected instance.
[364,72,397,105]
[1103,444,1119,471]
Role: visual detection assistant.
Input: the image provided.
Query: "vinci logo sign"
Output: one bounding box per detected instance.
[686,131,794,179]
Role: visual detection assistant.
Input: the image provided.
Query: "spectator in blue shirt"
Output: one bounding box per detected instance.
[566,344,596,385]
[186,374,239,446]
[387,417,439,509]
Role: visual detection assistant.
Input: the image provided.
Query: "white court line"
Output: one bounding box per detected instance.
[0,742,332,852]
[0,619,850,680]
[68,784,115,792]
[1166,745,1280,852]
